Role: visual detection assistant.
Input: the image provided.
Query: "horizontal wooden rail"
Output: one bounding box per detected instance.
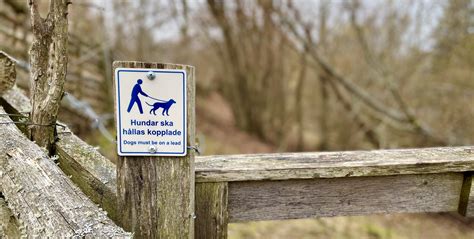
[228,173,463,221]
[1,87,474,238]
[196,148,474,182]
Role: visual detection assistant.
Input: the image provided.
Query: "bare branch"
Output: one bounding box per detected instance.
[277,3,455,146]
[347,2,452,145]
[325,74,381,148]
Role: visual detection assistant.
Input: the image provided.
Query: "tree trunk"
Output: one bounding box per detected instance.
[28,0,69,154]
[318,76,329,150]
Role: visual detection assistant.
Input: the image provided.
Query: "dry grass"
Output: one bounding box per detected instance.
[229,214,474,239]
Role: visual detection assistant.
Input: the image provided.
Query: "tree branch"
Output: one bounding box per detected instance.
[277,4,454,146]
[29,0,70,154]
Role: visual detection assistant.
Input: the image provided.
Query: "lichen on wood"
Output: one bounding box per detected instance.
[28,0,70,153]
[0,196,21,238]
[0,106,131,237]
[55,128,119,223]
[195,182,228,239]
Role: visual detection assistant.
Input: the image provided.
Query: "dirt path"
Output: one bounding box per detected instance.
[196,92,275,155]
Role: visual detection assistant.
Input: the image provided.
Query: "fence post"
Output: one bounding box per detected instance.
[113,61,195,238]
[458,172,474,217]
[196,182,229,239]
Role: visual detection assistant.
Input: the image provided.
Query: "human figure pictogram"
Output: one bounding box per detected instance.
[127,79,149,114]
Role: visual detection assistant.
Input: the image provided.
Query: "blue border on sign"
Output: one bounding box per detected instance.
[116,69,187,156]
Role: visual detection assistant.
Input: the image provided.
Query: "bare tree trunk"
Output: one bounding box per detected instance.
[28,0,69,154]
[325,75,381,148]
[294,48,307,151]
[317,0,330,150]
[318,76,329,150]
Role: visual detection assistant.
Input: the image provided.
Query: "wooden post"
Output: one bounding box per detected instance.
[458,172,474,217]
[114,61,195,238]
[195,182,228,239]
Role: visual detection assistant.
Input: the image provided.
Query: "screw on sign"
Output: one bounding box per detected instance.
[146,71,156,80]
[148,145,157,153]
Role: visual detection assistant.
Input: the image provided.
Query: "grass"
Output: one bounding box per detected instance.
[228,214,474,239]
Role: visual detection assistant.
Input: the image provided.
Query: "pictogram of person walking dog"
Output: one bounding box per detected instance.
[127,79,176,116]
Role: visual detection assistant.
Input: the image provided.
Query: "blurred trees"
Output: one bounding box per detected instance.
[201,0,474,150]
[75,0,474,151]
[205,0,293,145]
[4,0,473,152]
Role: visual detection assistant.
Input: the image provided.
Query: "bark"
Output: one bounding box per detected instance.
[0,51,16,95]
[28,0,69,154]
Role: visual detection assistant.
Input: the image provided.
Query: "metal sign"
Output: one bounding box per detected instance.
[115,68,187,156]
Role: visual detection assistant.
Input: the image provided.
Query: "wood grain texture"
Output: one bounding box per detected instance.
[0,197,21,238]
[196,182,228,239]
[0,87,31,134]
[114,61,196,238]
[28,0,69,153]
[0,51,16,94]
[0,86,120,223]
[0,87,31,113]
[228,173,464,222]
[0,107,131,237]
[196,147,474,182]
[0,80,121,223]
[56,129,118,223]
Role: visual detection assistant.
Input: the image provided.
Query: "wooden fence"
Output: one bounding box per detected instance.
[1,86,473,238]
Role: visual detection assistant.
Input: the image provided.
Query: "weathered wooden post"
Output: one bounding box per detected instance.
[113,61,195,238]
[458,173,474,217]
[195,182,229,239]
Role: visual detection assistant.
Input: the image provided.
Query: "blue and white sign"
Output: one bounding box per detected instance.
[115,68,187,156]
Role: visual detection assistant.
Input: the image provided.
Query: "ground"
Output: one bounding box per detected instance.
[229,214,474,239]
